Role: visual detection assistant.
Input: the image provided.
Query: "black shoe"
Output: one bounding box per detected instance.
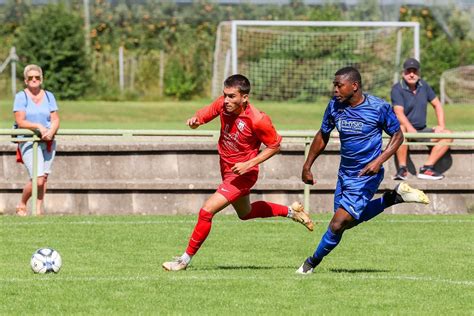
[417,166,444,180]
[393,166,408,180]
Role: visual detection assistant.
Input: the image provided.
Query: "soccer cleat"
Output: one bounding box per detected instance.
[393,166,408,180]
[417,166,444,180]
[296,257,316,275]
[396,182,430,204]
[162,256,188,271]
[289,202,314,231]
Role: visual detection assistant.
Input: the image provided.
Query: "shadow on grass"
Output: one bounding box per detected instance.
[196,265,296,271]
[329,268,390,273]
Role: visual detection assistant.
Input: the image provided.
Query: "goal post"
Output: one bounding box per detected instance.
[440,65,474,105]
[212,20,420,101]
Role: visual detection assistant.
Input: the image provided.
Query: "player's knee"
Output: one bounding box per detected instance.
[329,221,345,235]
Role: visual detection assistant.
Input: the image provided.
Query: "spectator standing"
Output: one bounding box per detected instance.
[13,64,60,216]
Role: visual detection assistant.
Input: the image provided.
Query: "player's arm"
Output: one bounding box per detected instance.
[360,103,403,176]
[393,105,417,133]
[302,130,330,185]
[231,114,282,175]
[231,145,280,176]
[429,97,446,132]
[359,129,404,176]
[186,97,222,129]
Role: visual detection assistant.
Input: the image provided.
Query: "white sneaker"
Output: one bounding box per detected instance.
[295,258,315,275]
[162,256,188,271]
[289,202,314,231]
[396,182,430,204]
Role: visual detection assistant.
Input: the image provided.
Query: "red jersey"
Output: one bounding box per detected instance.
[195,96,282,167]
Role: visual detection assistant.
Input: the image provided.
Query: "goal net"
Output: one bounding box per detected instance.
[440,65,474,105]
[212,21,419,102]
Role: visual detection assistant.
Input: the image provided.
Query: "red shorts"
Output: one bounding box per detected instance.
[217,162,258,202]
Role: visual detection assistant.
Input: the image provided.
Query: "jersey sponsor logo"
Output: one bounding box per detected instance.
[337,119,364,133]
[220,187,230,192]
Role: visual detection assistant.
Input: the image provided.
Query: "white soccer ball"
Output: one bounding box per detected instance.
[30,248,62,274]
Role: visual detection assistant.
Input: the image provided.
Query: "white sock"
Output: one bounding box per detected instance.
[181,252,192,264]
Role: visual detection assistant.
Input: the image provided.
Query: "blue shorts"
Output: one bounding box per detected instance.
[334,169,384,220]
[19,141,56,178]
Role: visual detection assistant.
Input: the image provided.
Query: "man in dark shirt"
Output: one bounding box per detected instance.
[391,58,452,180]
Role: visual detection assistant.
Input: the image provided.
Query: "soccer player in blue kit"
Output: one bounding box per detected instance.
[296,67,430,274]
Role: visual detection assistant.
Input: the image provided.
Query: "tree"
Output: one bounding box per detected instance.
[15,4,90,99]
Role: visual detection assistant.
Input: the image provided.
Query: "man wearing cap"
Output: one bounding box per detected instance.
[391,58,452,180]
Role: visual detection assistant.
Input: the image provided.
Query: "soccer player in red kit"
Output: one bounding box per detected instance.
[162,74,314,271]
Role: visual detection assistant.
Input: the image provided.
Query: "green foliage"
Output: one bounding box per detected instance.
[1,1,472,100]
[399,6,474,94]
[15,4,90,100]
[0,0,29,37]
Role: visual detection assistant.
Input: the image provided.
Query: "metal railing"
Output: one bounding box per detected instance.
[1,129,473,215]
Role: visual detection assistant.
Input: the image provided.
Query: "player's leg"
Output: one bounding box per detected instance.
[357,182,429,224]
[225,171,314,231]
[162,191,229,271]
[297,173,383,274]
[419,129,452,180]
[394,125,409,180]
[236,199,313,231]
[234,197,313,230]
[297,207,354,274]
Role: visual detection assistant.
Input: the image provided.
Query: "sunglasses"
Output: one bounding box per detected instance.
[27,76,41,81]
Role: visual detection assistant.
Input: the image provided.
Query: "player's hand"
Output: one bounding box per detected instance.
[407,126,417,133]
[186,117,201,129]
[231,162,251,175]
[359,161,382,176]
[302,168,315,185]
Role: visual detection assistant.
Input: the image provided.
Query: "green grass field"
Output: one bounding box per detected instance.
[1,99,473,131]
[1,214,472,314]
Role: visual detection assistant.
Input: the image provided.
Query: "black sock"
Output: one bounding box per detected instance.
[383,190,404,207]
[423,165,434,169]
[307,256,322,268]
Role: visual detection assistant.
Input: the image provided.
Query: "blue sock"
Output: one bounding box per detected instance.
[311,227,343,263]
[358,197,385,222]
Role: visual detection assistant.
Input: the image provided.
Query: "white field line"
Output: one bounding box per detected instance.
[0,218,473,226]
[0,274,472,286]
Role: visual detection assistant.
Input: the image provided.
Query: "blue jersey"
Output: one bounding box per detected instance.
[13,90,58,129]
[321,94,400,175]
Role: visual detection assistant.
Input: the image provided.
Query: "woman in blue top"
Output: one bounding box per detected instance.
[13,64,60,216]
